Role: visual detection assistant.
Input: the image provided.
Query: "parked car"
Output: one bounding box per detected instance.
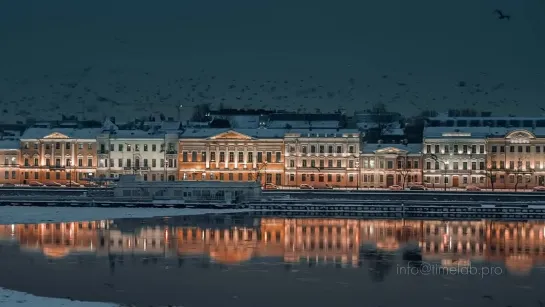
[389,185,403,191]
[314,183,334,189]
[466,185,481,191]
[67,181,84,187]
[409,185,427,191]
[299,184,314,189]
[533,186,545,192]
[29,181,44,187]
[1,183,15,187]
[264,183,278,190]
[44,182,62,187]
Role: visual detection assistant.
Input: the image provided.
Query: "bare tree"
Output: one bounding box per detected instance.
[485,167,497,191]
[190,103,211,122]
[368,103,397,139]
[396,155,411,189]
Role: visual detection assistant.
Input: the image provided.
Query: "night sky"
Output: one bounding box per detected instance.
[1,0,544,123]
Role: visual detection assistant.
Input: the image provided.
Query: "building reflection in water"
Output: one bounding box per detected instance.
[1,216,545,275]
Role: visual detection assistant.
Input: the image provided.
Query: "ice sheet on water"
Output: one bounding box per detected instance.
[0,206,252,224]
[0,287,118,307]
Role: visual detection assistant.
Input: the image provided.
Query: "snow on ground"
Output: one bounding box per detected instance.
[0,206,250,224]
[0,287,118,307]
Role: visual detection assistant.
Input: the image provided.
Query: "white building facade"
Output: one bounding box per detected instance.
[423,127,488,188]
[283,129,361,188]
[96,130,179,181]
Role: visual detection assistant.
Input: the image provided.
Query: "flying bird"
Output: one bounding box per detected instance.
[494,9,511,20]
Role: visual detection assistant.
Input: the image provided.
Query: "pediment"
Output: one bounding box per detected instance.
[505,130,535,139]
[209,130,253,140]
[43,132,70,139]
[375,147,407,154]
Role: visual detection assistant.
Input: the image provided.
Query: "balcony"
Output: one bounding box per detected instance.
[166,150,178,155]
[49,165,66,170]
[97,149,109,154]
[140,166,150,170]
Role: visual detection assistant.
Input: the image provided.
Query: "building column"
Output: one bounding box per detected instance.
[234,146,238,169]
[205,145,210,169]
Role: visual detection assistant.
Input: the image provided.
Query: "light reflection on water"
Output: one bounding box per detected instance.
[1,215,545,307]
[1,215,544,275]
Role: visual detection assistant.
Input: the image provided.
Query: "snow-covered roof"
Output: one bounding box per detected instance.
[423,127,491,139]
[487,127,545,138]
[267,120,340,129]
[0,140,19,150]
[20,128,102,140]
[362,143,422,154]
[180,128,286,139]
[109,129,166,139]
[284,129,360,138]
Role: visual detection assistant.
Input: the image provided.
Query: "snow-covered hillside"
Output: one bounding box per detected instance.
[1,0,544,123]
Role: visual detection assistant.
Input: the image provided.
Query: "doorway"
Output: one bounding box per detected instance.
[386,175,394,187]
[452,176,459,187]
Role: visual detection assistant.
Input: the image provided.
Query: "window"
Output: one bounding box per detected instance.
[414,161,419,169]
[192,151,197,162]
[160,159,165,168]
[144,159,149,167]
[319,146,324,153]
[434,145,440,153]
[290,160,295,167]
[46,172,50,180]
[126,159,131,168]
[337,160,341,168]
[426,145,431,153]
[118,144,124,151]
[87,158,92,167]
[127,144,132,151]
[310,146,316,153]
[500,146,505,153]
[275,152,281,162]
[387,161,393,169]
[202,152,207,162]
[289,174,295,181]
[327,174,332,182]
[349,160,354,168]
[328,160,333,168]
[275,174,281,184]
[152,159,157,167]
[152,144,157,151]
[336,146,342,153]
[220,152,225,162]
[479,162,485,170]
[509,161,514,169]
[472,162,477,170]
[228,173,233,180]
[348,146,354,153]
[266,152,272,163]
[289,146,295,153]
[319,160,324,168]
[302,146,307,154]
[463,162,467,170]
[463,145,467,153]
[135,144,140,151]
[339,174,344,182]
[311,160,316,167]
[453,145,458,153]
[55,159,61,167]
[237,152,243,163]
[426,161,431,170]
[491,146,497,153]
[444,145,449,153]
[302,160,307,167]
[472,145,477,154]
[257,152,263,163]
[55,172,60,180]
[492,161,497,169]
[479,145,485,153]
[453,162,458,170]
[65,143,70,150]
[526,161,531,170]
[229,152,234,163]
[518,146,523,153]
[182,152,188,162]
[328,146,333,153]
[500,161,504,169]
[238,173,243,181]
[143,144,148,151]
[537,146,541,153]
[248,152,253,163]
[210,152,216,162]
[88,143,92,150]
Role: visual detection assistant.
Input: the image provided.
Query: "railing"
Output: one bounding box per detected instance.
[49,166,66,170]
[97,150,109,154]
[166,150,178,154]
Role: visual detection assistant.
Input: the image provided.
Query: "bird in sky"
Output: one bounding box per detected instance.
[494,9,511,20]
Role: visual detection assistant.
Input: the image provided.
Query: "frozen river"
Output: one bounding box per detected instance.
[1,212,545,307]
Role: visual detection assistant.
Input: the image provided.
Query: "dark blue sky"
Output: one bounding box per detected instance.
[1,0,544,122]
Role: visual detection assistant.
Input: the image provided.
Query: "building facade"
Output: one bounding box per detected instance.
[487,128,545,189]
[360,143,422,188]
[283,130,360,188]
[0,140,20,184]
[178,129,285,186]
[423,127,488,188]
[19,128,101,184]
[96,129,179,181]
